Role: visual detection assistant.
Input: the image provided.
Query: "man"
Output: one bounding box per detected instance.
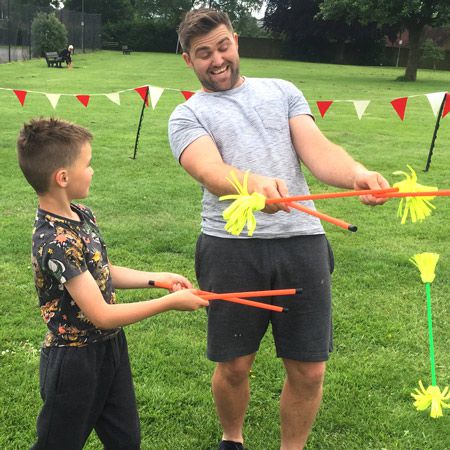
[168,8,389,450]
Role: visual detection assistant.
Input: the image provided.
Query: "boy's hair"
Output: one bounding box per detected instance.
[17,118,92,194]
[178,8,233,53]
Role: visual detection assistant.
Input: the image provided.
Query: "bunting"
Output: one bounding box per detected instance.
[442,94,450,119]
[13,89,27,106]
[426,92,447,117]
[45,93,61,109]
[316,100,333,118]
[1,85,448,122]
[353,100,371,120]
[391,97,409,121]
[76,95,90,108]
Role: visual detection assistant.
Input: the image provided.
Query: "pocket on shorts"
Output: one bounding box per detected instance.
[56,347,93,396]
[326,238,335,274]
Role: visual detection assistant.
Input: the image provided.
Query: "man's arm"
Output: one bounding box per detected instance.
[179,135,290,213]
[289,115,390,205]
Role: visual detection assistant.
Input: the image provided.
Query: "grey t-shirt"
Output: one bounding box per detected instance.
[168,77,324,239]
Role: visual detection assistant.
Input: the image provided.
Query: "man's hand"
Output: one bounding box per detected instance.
[354,170,391,206]
[247,173,291,213]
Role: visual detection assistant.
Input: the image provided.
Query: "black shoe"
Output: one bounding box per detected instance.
[218,440,245,450]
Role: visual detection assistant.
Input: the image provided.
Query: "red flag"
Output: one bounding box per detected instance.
[390,97,408,121]
[134,86,149,107]
[76,95,90,107]
[442,93,450,118]
[316,101,333,118]
[13,90,27,106]
[181,90,195,101]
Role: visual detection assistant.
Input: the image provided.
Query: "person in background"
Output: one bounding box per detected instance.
[59,44,73,68]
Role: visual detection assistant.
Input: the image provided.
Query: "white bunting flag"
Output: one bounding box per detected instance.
[105,92,121,105]
[352,100,370,120]
[45,93,61,109]
[426,92,446,117]
[149,86,164,110]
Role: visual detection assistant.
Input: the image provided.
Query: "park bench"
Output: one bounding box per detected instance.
[44,51,63,68]
[122,45,132,55]
[103,41,120,50]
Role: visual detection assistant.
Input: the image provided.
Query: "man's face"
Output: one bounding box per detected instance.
[183,24,242,92]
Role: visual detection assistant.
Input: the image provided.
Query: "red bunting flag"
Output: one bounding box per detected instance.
[76,95,90,107]
[181,90,195,101]
[13,89,27,106]
[316,101,333,118]
[442,93,450,118]
[134,86,149,107]
[390,97,408,120]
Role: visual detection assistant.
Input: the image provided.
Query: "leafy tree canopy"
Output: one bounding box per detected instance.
[319,0,450,80]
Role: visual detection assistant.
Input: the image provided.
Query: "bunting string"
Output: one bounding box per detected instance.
[0,84,448,120]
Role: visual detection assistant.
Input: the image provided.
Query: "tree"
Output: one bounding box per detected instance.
[31,12,67,56]
[62,0,134,24]
[264,0,386,64]
[201,0,264,25]
[320,0,450,81]
[421,38,445,70]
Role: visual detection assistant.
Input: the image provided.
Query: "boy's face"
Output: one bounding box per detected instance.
[183,24,242,92]
[66,141,94,200]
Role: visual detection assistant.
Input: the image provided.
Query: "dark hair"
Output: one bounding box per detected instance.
[178,8,233,52]
[17,118,92,194]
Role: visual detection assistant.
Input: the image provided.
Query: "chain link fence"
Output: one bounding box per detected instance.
[0,2,101,63]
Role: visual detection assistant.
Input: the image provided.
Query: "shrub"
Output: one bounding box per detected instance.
[31,12,68,57]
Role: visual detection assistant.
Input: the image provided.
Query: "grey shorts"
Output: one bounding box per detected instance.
[195,233,334,363]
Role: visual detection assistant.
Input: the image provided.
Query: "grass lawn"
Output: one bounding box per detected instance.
[1,50,449,449]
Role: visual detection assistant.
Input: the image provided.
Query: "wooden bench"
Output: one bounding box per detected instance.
[122,45,132,55]
[44,51,63,68]
[103,41,120,50]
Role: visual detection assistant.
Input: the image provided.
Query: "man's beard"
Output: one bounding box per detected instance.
[197,64,241,92]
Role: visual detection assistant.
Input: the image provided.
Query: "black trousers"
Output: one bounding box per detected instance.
[31,330,140,450]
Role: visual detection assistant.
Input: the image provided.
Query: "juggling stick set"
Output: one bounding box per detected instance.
[162,164,448,418]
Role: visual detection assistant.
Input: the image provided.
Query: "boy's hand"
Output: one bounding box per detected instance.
[152,273,193,292]
[165,289,209,311]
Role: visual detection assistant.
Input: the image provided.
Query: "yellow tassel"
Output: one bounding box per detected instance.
[220,171,266,236]
[409,252,439,284]
[393,165,438,224]
[411,380,450,418]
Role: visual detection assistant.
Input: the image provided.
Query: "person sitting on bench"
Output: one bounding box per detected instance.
[59,45,73,69]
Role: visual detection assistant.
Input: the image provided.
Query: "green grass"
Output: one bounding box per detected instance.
[1,51,450,449]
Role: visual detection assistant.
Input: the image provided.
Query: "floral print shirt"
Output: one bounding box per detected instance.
[32,204,120,347]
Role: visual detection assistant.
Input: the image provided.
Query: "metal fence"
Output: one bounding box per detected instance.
[0,2,101,63]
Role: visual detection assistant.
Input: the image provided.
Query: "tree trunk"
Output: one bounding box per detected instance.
[404,25,425,81]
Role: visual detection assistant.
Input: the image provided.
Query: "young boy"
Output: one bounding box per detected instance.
[17,117,209,450]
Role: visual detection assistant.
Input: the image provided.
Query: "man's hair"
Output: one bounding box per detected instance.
[178,8,233,53]
[17,118,92,194]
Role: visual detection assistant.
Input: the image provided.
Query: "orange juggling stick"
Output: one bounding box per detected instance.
[373,190,450,199]
[265,187,399,204]
[199,288,300,300]
[148,280,301,313]
[288,202,357,232]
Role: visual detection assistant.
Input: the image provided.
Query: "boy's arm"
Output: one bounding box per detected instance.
[64,271,208,329]
[109,264,192,291]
